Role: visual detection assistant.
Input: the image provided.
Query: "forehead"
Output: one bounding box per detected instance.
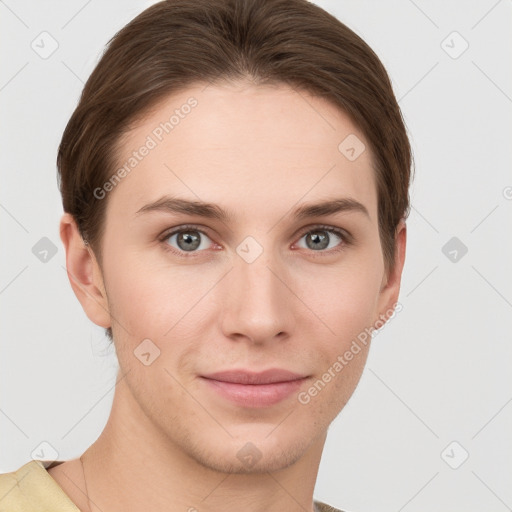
[107,81,377,225]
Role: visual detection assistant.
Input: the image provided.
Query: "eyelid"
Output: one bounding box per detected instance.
[158,223,214,241]
[294,223,352,243]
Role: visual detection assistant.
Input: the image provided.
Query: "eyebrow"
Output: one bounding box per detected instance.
[135,196,369,222]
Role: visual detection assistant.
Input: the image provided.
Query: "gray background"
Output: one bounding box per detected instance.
[1,1,511,510]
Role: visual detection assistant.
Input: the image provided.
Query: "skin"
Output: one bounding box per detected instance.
[52,80,406,512]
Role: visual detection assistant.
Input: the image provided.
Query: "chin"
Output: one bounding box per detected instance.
[192,442,306,475]
[183,425,319,475]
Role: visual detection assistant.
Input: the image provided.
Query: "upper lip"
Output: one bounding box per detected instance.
[201,369,307,385]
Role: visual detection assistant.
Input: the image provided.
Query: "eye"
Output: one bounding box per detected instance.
[159,223,350,258]
[160,225,215,256]
[294,225,348,253]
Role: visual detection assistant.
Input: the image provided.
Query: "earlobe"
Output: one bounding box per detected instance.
[376,220,407,320]
[59,213,111,329]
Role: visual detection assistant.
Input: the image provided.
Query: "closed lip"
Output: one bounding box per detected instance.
[200,369,307,385]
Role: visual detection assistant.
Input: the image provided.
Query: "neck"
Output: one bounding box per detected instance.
[81,371,326,512]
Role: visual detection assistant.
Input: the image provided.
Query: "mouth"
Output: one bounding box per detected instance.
[200,369,309,408]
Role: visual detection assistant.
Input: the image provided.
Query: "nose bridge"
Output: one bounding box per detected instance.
[220,240,293,342]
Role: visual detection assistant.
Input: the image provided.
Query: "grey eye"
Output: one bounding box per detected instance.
[166,229,212,252]
[297,229,343,251]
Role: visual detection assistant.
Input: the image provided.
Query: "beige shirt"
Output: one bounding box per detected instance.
[0,460,343,512]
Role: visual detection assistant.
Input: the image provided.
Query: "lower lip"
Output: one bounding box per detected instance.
[200,377,307,408]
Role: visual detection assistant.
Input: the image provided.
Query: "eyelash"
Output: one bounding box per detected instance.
[158,224,351,258]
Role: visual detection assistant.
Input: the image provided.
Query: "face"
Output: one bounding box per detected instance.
[72,80,404,473]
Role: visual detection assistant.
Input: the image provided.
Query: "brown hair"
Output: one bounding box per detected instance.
[57,0,413,340]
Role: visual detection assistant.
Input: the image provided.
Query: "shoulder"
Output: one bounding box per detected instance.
[314,498,347,512]
[0,460,38,510]
[0,460,79,511]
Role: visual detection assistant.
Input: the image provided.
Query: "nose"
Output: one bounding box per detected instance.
[219,244,296,345]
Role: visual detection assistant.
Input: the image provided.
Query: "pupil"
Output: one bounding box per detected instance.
[178,232,200,251]
[308,231,328,250]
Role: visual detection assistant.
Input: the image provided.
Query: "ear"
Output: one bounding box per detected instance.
[59,213,111,329]
[375,220,407,321]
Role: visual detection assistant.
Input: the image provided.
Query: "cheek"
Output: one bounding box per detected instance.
[104,230,384,359]
[295,269,379,413]
[104,250,216,337]
[107,253,383,332]
[300,259,383,345]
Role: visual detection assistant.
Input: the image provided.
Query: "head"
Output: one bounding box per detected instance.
[58,0,412,473]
